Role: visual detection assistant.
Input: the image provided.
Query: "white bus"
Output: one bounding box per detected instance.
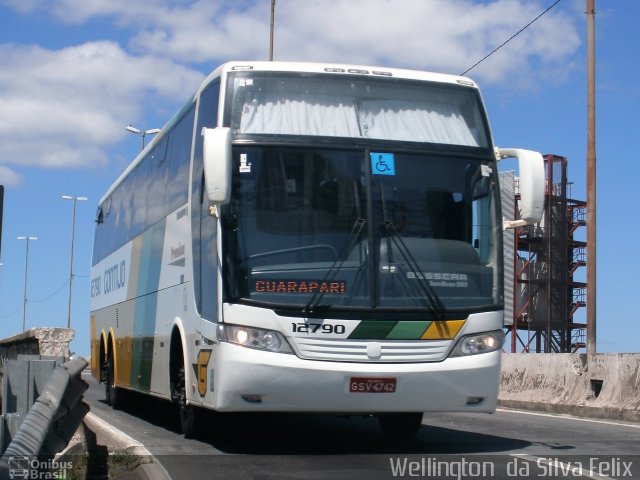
[90,61,544,438]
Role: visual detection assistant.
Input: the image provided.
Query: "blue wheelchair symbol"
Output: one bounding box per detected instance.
[371,152,396,176]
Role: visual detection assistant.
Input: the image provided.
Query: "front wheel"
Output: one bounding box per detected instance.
[378,412,423,439]
[176,366,201,438]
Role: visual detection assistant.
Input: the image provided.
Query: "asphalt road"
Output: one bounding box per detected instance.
[82,372,640,479]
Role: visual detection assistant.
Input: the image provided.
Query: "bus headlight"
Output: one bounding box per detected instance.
[218,324,293,354]
[449,330,505,357]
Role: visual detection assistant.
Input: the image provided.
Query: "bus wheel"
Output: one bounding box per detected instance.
[105,356,124,409]
[378,412,423,439]
[176,365,200,438]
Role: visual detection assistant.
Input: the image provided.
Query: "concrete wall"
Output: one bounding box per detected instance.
[499,353,640,423]
[0,328,74,362]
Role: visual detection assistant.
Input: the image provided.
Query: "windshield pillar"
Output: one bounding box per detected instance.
[364,149,377,308]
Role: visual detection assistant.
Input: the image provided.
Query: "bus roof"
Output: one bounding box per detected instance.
[198,60,478,97]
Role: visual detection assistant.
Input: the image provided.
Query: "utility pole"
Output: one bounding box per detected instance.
[17,236,37,332]
[269,0,276,61]
[586,0,597,355]
[62,195,87,329]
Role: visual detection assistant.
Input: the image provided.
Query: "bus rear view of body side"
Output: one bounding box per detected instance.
[90,61,545,438]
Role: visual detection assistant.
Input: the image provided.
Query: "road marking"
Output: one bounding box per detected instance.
[496,407,640,429]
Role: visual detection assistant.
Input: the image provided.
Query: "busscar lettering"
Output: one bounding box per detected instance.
[407,271,469,288]
[407,272,468,281]
[254,279,346,294]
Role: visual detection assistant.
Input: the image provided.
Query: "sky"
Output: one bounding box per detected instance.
[0,0,637,356]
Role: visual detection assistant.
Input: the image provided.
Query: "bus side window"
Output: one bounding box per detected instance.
[192,81,220,320]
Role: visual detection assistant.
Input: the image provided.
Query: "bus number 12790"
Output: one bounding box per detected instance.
[291,323,346,335]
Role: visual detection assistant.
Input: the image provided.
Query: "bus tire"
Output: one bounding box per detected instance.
[378,412,423,439]
[105,355,125,409]
[177,365,201,438]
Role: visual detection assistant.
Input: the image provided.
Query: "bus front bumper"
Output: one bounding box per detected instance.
[212,343,501,413]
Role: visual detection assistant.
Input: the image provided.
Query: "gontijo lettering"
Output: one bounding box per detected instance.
[91,260,126,297]
[104,260,126,294]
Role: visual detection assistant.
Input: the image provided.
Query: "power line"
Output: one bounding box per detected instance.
[31,279,69,303]
[460,0,563,76]
[0,279,69,318]
[0,303,23,319]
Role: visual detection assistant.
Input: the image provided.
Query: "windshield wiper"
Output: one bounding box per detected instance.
[303,181,366,314]
[378,183,446,319]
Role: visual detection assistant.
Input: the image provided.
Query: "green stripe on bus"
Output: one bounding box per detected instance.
[348,320,397,339]
[386,321,432,339]
[131,220,166,392]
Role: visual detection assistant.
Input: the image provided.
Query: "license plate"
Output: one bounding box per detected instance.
[349,377,396,393]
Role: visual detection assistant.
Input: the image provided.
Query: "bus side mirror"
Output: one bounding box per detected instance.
[202,126,232,205]
[496,148,545,229]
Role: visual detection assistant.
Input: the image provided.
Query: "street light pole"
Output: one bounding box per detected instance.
[125,125,161,150]
[17,236,37,332]
[269,0,276,61]
[62,195,87,329]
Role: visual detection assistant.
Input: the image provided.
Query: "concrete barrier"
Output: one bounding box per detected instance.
[0,328,74,420]
[0,328,74,361]
[499,353,640,423]
[0,357,89,463]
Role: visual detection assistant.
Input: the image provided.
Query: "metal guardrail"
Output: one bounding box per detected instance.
[1,356,64,419]
[0,356,89,479]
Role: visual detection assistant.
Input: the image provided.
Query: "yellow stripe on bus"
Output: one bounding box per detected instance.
[90,315,98,377]
[420,320,465,340]
[115,335,134,387]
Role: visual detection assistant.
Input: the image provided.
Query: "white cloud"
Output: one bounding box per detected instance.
[0,0,42,14]
[123,0,583,95]
[7,0,581,85]
[0,164,21,186]
[129,1,271,62]
[270,0,581,87]
[0,0,582,182]
[0,41,203,177]
[132,0,579,86]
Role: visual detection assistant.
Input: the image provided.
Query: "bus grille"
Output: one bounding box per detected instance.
[292,337,451,363]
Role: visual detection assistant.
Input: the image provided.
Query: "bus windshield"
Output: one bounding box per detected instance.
[223,146,502,314]
[227,72,489,147]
